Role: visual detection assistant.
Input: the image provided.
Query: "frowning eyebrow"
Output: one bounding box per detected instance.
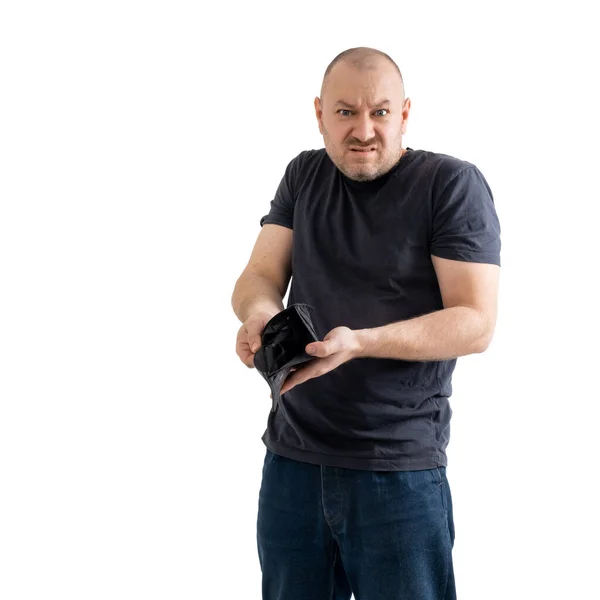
[334,99,391,109]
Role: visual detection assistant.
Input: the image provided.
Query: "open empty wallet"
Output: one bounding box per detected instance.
[253,303,320,412]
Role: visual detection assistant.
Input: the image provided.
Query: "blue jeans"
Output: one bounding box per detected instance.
[257,450,456,600]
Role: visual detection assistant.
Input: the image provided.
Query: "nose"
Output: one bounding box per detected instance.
[352,113,375,143]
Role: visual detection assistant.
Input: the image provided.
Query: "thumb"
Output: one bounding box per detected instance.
[307,333,340,357]
[246,316,268,353]
[248,332,262,353]
[306,340,330,357]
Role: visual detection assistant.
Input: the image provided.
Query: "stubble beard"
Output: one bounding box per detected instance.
[322,129,404,182]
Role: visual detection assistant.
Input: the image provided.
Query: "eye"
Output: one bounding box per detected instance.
[374,109,389,117]
[337,109,352,116]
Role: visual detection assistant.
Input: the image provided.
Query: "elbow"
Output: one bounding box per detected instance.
[470,308,496,354]
[473,339,490,354]
[231,278,241,312]
[473,328,495,354]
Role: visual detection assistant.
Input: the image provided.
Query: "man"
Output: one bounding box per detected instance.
[231,47,501,600]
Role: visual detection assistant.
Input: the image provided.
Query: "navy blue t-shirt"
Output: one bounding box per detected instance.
[259,147,501,471]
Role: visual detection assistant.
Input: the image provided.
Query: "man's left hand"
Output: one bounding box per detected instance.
[279,326,362,394]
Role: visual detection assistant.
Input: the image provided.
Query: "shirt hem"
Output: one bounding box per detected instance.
[262,435,447,472]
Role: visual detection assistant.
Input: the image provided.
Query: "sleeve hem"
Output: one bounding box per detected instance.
[431,249,501,266]
[260,216,293,229]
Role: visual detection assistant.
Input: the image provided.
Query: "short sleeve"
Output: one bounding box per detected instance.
[431,166,501,266]
[259,153,303,229]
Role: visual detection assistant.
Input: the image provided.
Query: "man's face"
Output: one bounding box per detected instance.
[315,60,411,182]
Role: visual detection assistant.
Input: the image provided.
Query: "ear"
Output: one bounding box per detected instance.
[314,96,324,135]
[401,97,411,135]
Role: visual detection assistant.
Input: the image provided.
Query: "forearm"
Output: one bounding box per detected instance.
[232,272,285,323]
[355,306,494,361]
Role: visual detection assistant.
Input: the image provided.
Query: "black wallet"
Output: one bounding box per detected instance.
[253,304,320,412]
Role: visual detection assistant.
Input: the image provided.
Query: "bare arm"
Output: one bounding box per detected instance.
[355,256,500,360]
[232,224,293,365]
[279,256,499,394]
[232,224,293,322]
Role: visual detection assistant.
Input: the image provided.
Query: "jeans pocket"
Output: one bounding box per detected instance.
[432,467,448,514]
[430,466,442,486]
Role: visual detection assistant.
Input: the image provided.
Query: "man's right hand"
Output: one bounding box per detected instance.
[236,311,276,368]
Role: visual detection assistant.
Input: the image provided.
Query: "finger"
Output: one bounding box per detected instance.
[280,363,325,394]
[246,329,262,353]
[236,343,256,368]
[238,321,262,354]
[305,340,337,358]
[240,351,255,368]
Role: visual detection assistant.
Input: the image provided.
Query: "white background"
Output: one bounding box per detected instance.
[1,1,599,599]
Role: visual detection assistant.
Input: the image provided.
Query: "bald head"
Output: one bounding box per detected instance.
[314,46,411,182]
[320,47,404,100]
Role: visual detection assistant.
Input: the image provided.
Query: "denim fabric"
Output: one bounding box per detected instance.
[257,449,456,600]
